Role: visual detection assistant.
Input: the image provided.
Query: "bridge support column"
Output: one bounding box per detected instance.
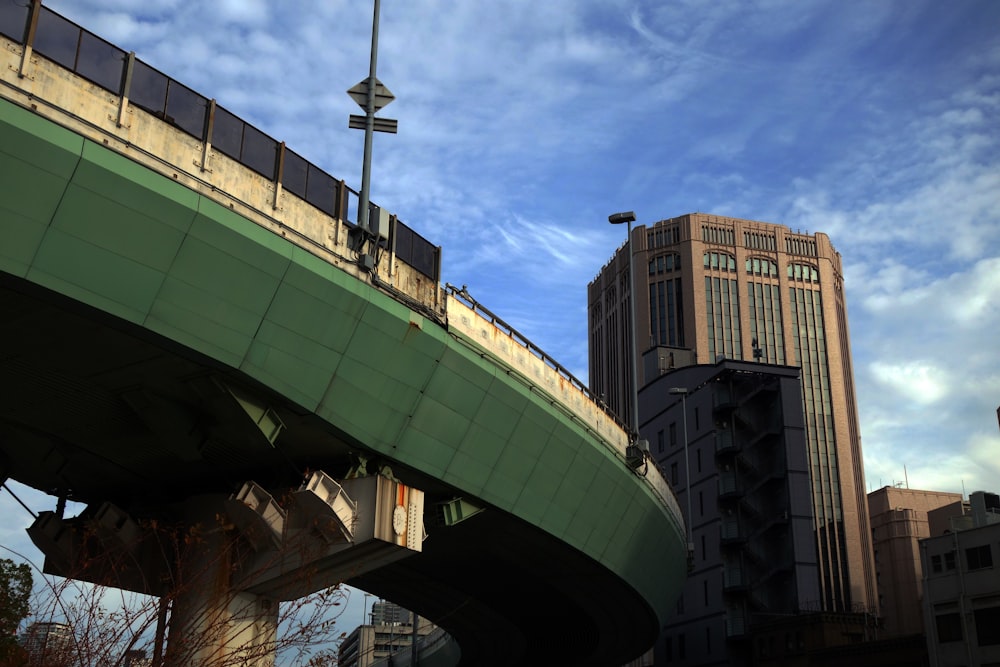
[162,498,278,667]
[26,473,425,666]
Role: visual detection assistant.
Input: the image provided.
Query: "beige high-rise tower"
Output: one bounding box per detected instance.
[589,212,877,614]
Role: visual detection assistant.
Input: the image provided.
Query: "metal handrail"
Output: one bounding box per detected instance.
[444,283,629,433]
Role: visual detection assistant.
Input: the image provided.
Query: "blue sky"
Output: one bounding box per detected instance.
[3,0,999,640]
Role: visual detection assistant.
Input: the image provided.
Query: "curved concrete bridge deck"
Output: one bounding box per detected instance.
[0,8,686,665]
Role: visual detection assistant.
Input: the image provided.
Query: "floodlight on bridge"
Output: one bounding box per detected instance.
[290,470,357,544]
[626,438,649,469]
[93,502,141,551]
[225,482,286,552]
[27,511,76,574]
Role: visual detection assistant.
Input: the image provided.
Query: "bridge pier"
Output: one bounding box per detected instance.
[27,473,425,666]
[162,498,278,667]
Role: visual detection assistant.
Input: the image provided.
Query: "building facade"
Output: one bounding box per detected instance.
[20,621,74,665]
[920,491,1000,666]
[640,359,821,665]
[589,212,876,615]
[338,601,435,667]
[868,486,962,637]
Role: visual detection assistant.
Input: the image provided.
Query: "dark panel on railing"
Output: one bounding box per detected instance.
[130,59,169,118]
[395,222,438,279]
[0,1,29,42]
[305,165,337,215]
[241,122,278,180]
[212,105,277,179]
[281,148,308,200]
[164,79,208,139]
[76,30,126,94]
[212,104,243,160]
[410,235,438,279]
[395,222,414,262]
[34,7,78,70]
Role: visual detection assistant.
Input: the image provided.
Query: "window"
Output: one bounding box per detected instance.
[966,544,993,570]
[788,262,819,282]
[657,429,665,454]
[671,462,678,485]
[704,252,736,272]
[701,534,706,561]
[699,491,704,516]
[669,422,677,447]
[697,448,702,473]
[931,555,942,573]
[944,550,957,571]
[935,612,963,643]
[703,579,709,605]
[649,253,681,275]
[974,606,1000,646]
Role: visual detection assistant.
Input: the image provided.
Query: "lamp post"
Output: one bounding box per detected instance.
[668,386,695,569]
[363,593,374,662]
[608,211,639,442]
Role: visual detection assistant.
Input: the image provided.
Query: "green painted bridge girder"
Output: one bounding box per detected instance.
[0,96,686,628]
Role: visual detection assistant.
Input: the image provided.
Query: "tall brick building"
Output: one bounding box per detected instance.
[588,212,876,615]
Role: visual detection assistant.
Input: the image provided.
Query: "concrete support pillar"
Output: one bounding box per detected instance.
[163,498,278,667]
[26,473,425,666]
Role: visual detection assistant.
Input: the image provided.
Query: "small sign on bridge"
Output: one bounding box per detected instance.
[347,77,395,112]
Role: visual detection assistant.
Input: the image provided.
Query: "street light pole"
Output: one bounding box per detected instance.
[357,0,380,237]
[669,386,695,570]
[608,211,640,442]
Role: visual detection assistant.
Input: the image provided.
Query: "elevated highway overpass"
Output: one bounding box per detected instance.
[0,5,687,665]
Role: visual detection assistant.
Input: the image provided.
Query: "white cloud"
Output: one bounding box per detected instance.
[869,361,949,406]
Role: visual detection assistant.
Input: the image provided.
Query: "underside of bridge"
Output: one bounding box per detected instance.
[0,273,659,666]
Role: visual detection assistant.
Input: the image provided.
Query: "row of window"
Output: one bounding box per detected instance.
[702,253,818,282]
[702,225,736,246]
[935,605,1000,646]
[649,253,681,275]
[649,279,685,347]
[745,231,777,251]
[930,543,994,573]
[640,218,815,257]
[787,236,818,257]
[648,225,681,248]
